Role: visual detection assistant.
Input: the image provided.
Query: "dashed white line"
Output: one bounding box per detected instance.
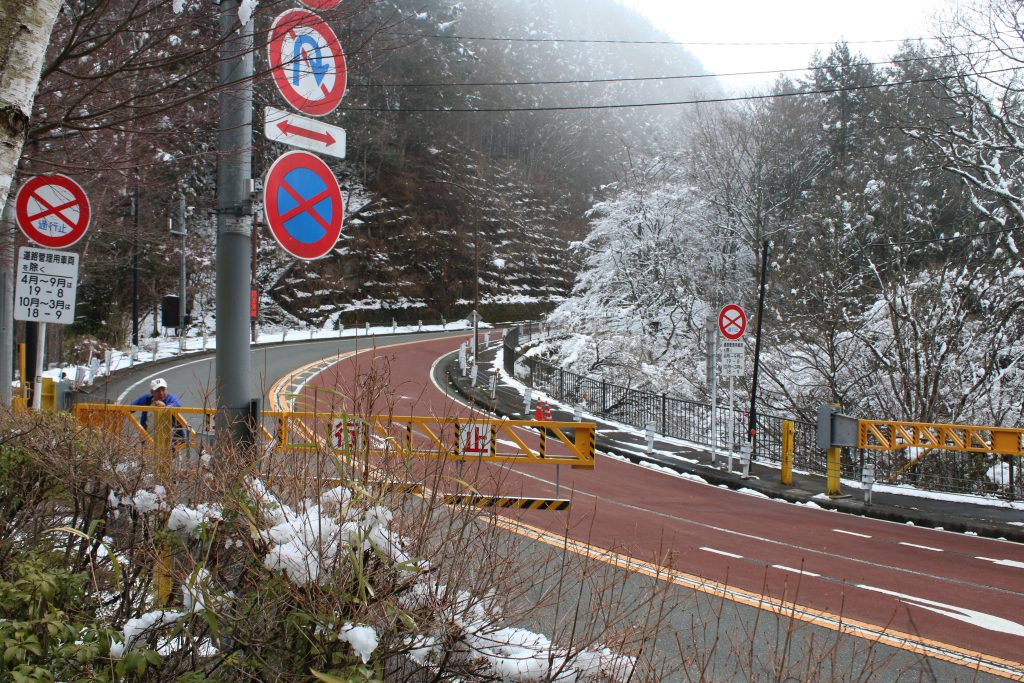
[699,547,742,559]
[976,556,1024,569]
[899,542,944,552]
[771,564,821,577]
[833,529,872,539]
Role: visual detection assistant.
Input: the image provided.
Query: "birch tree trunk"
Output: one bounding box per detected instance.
[0,0,61,212]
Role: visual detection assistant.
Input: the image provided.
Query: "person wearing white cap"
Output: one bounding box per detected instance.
[130,378,182,428]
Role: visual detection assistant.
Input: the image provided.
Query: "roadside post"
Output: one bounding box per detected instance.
[781,420,795,486]
[718,304,747,470]
[862,461,875,505]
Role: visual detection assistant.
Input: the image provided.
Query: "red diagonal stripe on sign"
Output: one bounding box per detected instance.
[26,193,80,228]
[279,180,332,231]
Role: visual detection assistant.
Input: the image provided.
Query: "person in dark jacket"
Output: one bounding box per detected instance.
[131,378,182,429]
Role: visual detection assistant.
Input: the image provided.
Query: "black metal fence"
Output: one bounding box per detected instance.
[508,328,1021,500]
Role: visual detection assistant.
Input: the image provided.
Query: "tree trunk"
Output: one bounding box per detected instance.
[0,0,61,211]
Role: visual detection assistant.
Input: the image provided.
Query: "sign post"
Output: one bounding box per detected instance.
[719,305,747,470]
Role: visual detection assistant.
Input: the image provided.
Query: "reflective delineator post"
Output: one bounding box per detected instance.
[862,461,875,505]
[645,421,655,454]
[523,387,532,415]
[739,441,752,479]
[781,420,794,486]
[470,363,478,386]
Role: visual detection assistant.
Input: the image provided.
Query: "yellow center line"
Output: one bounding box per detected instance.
[487,515,1024,681]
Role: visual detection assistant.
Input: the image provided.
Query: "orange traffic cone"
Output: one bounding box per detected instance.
[534,401,543,421]
[543,401,552,421]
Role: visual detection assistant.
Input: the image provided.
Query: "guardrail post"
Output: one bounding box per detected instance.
[826,446,842,496]
[781,420,794,486]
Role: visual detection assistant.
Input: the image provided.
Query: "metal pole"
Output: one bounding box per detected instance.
[707,320,718,465]
[178,198,187,351]
[0,196,15,407]
[748,240,771,456]
[31,322,45,410]
[215,0,255,447]
[131,187,140,348]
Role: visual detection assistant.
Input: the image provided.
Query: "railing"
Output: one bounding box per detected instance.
[516,354,1022,499]
[73,403,596,469]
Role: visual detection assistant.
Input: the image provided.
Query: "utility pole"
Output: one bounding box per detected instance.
[0,196,14,407]
[171,197,187,352]
[215,0,255,447]
[748,240,771,455]
[131,187,140,348]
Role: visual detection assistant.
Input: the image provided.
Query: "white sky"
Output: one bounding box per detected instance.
[622,0,955,92]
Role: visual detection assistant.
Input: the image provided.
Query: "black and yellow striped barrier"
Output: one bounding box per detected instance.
[443,494,570,511]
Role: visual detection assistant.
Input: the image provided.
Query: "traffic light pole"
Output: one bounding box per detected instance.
[215,0,255,448]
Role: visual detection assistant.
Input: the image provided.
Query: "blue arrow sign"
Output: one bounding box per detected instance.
[292,34,329,86]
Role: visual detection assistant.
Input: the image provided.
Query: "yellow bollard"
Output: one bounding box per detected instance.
[152,410,174,605]
[781,420,794,486]
[826,446,842,497]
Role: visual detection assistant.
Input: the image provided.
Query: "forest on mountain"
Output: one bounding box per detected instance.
[8,0,708,347]
[7,0,1023,426]
[542,0,1024,426]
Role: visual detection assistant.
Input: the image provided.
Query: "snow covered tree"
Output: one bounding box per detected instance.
[0,0,61,211]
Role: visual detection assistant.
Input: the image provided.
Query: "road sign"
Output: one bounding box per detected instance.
[332,417,364,451]
[263,150,344,260]
[460,423,493,456]
[264,106,346,159]
[14,246,79,324]
[718,304,747,340]
[268,9,347,116]
[14,174,91,249]
[721,340,744,378]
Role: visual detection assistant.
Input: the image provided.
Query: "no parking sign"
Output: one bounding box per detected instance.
[263,150,344,260]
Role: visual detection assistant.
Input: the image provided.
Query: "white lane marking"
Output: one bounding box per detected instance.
[772,565,821,577]
[699,547,742,559]
[858,584,1024,637]
[976,557,1024,569]
[899,542,944,552]
[833,529,872,539]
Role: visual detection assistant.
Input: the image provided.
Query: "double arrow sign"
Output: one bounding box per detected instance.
[264,105,346,159]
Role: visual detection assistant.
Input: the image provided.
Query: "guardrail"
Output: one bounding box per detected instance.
[509,334,1020,500]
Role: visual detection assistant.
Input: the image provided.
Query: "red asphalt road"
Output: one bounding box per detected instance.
[302,335,1024,669]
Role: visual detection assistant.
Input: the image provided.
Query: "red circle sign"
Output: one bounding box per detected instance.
[718,304,747,340]
[263,150,344,260]
[14,174,91,249]
[268,9,347,117]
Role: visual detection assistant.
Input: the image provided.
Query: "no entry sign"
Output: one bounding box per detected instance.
[14,174,91,249]
[718,304,747,340]
[268,9,347,116]
[263,150,344,260]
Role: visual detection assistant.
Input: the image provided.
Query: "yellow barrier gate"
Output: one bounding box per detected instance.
[73,404,597,469]
[859,419,1023,483]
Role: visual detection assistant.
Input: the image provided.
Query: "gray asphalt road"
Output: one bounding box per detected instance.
[81,335,1013,683]
[78,331,463,409]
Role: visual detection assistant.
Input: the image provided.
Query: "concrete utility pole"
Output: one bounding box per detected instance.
[215,0,255,446]
[0,197,14,406]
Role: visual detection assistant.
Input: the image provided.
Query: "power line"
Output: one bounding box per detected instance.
[339,66,1021,114]
[383,31,983,48]
[349,49,993,89]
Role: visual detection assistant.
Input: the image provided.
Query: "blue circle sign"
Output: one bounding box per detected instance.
[264,150,343,260]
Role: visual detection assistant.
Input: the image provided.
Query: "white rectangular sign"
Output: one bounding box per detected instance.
[264,106,346,159]
[720,340,745,378]
[14,246,78,324]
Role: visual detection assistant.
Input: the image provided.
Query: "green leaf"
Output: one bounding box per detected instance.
[311,670,348,683]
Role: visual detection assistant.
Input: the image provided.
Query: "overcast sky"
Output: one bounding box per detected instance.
[621,0,956,92]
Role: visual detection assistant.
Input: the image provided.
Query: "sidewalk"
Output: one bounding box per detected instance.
[441,346,1024,544]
